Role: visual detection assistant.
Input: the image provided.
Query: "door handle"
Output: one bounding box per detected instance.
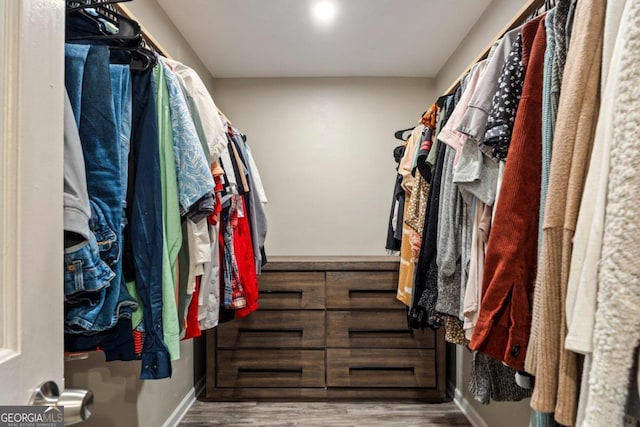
[29,381,93,425]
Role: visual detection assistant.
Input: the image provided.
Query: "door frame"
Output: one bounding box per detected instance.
[0,0,65,404]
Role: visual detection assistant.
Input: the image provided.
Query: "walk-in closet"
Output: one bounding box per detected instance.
[1,0,639,426]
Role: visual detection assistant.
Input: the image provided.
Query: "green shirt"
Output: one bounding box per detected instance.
[154,63,183,360]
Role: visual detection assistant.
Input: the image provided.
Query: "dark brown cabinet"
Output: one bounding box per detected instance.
[205,257,446,401]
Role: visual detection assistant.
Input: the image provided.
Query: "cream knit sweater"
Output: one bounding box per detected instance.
[565,0,629,358]
[524,0,605,424]
[563,1,629,425]
[582,0,640,424]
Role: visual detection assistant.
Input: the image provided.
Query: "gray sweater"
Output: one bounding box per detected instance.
[63,90,91,251]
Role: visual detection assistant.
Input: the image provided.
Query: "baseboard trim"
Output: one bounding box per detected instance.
[162,387,196,427]
[447,379,456,399]
[194,375,206,399]
[454,388,489,427]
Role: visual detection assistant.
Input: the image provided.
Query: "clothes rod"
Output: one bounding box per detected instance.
[114,3,233,125]
[441,0,546,96]
[115,3,171,58]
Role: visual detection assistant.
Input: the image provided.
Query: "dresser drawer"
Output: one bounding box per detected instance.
[326,349,436,388]
[258,272,325,309]
[326,271,403,309]
[327,311,435,349]
[217,310,325,349]
[217,350,325,388]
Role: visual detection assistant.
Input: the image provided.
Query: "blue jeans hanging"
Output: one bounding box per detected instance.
[64,43,137,333]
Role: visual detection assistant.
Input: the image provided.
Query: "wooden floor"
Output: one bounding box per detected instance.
[180,401,471,426]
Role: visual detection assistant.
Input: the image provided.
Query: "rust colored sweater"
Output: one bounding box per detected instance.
[469,15,546,370]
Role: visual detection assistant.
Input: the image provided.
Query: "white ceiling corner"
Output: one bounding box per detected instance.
[156,0,494,78]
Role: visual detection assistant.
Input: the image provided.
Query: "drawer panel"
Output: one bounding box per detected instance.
[217,350,325,388]
[326,311,435,348]
[326,349,436,388]
[217,310,325,348]
[326,271,402,309]
[258,272,325,309]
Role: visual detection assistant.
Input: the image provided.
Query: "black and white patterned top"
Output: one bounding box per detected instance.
[482,33,525,162]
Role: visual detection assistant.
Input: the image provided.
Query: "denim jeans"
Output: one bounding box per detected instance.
[64,232,115,302]
[63,44,115,307]
[64,43,136,333]
[110,64,132,202]
[66,62,136,356]
[64,17,171,377]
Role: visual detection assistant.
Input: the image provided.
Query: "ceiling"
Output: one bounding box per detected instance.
[157,0,494,78]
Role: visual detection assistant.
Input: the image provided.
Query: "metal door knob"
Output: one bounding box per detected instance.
[30,381,93,425]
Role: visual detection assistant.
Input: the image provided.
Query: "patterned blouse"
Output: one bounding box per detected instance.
[161,60,214,214]
[482,33,525,162]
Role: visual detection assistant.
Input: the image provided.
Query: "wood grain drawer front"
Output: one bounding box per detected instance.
[217,311,325,349]
[217,350,325,388]
[326,271,403,309]
[326,311,435,349]
[258,272,325,309]
[326,349,436,388]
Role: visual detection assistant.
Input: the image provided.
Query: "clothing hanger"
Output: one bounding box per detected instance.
[66,0,131,13]
[67,4,140,41]
[131,40,158,71]
[111,37,157,70]
[66,0,158,70]
[394,127,415,142]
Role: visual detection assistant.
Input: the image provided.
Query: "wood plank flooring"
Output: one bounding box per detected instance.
[180,401,471,426]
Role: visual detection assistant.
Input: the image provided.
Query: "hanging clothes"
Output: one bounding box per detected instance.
[233,197,259,319]
[565,1,629,424]
[151,59,182,361]
[482,35,526,162]
[385,144,406,252]
[580,0,640,425]
[407,92,456,329]
[469,14,546,371]
[405,128,433,262]
[62,4,269,380]
[228,126,268,275]
[525,0,605,423]
[469,351,532,404]
[435,62,487,332]
[408,128,448,329]
[160,58,228,164]
[396,125,425,306]
[459,26,522,152]
[462,199,491,340]
[199,166,224,330]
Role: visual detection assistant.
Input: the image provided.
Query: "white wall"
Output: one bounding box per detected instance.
[64,1,211,425]
[123,0,214,90]
[65,341,197,427]
[211,77,436,256]
[435,0,528,96]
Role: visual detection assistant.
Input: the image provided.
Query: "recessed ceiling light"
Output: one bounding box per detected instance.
[312,1,336,24]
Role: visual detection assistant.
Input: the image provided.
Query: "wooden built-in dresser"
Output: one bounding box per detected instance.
[205,257,447,401]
